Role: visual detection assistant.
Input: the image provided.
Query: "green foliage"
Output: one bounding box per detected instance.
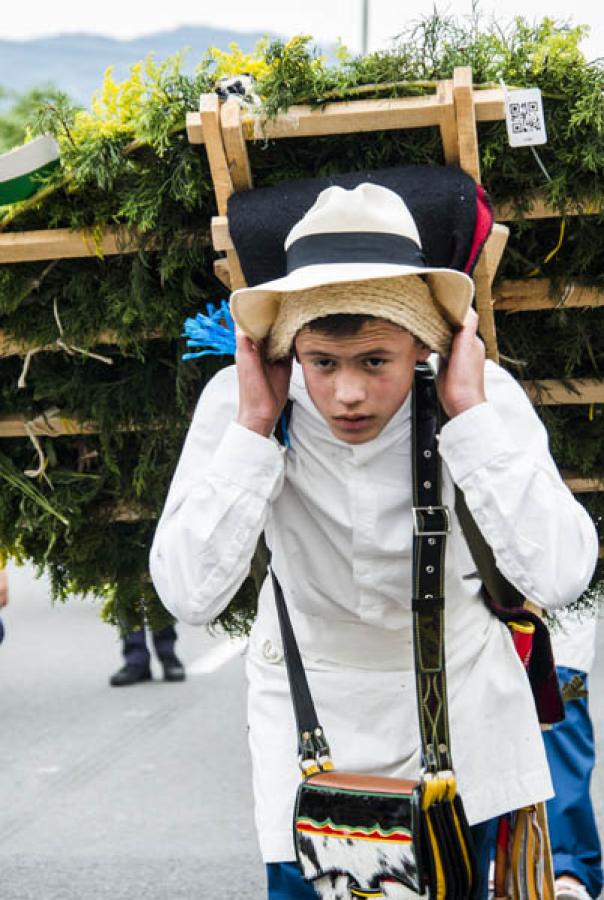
[0,14,602,631]
[0,86,69,152]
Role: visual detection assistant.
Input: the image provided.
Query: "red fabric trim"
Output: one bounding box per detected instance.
[296,821,412,843]
[463,184,493,274]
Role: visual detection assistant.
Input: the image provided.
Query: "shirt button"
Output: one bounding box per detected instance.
[262,639,283,663]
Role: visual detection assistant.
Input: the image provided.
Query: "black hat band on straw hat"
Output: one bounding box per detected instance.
[286,231,426,274]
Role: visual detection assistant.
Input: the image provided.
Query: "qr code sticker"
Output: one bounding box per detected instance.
[509,101,541,134]
[505,89,547,147]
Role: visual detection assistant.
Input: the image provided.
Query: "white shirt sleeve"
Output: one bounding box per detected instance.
[549,608,598,673]
[149,366,286,625]
[438,360,599,610]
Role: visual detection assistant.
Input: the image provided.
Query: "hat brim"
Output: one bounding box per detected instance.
[230,263,474,344]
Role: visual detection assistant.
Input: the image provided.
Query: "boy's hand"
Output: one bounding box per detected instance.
[236,330,293,438]
[436,308,487,419]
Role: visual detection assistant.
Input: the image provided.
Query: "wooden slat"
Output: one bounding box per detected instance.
[199,94,247,290]
[226,248,247,291]
[0,411,96,438]
[562,471,604,492]
[522,378,604,405]
[97,500,155,522]
[221,98,253,191]
[494,196,600,220]
[186,110,204,145]
[494,280,604,311]
[210,215,247,289]
[483,224,510,283]
[0,226,139,264]
[474,252,499,362]
[186,85,506,146]
[0,409,159,438]
[211,216,231,251]
[436,79,459,166]
[473,88,506,122]
[240,93,447,141]
[0,328,164,359]
[453,69,500,360]
[213,258,231,289]
[453,67,480,183]
[477,224,509,365]
[199,93,234,216]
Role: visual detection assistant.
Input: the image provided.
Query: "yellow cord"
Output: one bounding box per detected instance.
[528,219,566,276]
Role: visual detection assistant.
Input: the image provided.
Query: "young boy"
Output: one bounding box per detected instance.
[150,183,598,898]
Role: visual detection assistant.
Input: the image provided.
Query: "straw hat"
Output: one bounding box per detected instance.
[229,182,475,358]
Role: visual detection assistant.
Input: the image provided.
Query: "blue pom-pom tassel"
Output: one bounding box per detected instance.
[181,300,291,448]
[182,300,236,359]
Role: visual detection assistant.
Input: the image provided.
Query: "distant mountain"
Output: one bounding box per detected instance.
[0,26,284,107]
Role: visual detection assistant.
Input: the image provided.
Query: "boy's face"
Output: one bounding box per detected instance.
[295,319,430,444]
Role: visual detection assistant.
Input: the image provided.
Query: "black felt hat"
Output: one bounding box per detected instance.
[228,170,484,356]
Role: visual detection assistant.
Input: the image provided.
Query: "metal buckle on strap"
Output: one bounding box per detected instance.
[412,505,451,537]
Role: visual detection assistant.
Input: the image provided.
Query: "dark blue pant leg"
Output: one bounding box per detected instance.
[266,863,319,898]
[122,627,151,668]
[151,624,178,662]
[0,616,4,645]
[266,820,494,899]
[471,818,497,900]
[543,666,603,898]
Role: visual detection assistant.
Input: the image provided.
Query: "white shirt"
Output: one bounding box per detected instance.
[150,359,598,862]
[550,609,598,674]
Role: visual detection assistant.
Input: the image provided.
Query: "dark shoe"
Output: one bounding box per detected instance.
[161,656,186,682]
[109,663,152,687]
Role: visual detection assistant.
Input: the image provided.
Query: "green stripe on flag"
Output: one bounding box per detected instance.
[0,159,61,206]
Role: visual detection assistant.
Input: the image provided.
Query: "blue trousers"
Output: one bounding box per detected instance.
[0,616,4,645]
[123,624,177,667]
[267,818,495,898]
[543,666,603,898]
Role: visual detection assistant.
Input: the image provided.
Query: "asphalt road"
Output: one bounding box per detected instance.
[1,563,604,900]
[0,562,264,899]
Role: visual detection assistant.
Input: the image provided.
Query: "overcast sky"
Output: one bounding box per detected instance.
[3,0,604,59]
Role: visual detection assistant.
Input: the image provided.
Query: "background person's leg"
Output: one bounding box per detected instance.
[544,666,603,898]
[109,627,152,686]
[267,863,319,899]
[470,818,497,900]
[151,623,185,681]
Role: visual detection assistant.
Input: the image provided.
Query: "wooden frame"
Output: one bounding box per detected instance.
[189,71,603,520]
[195,68,507,359]
[0,70,601,520]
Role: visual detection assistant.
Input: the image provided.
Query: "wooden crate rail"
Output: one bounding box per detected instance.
[0,410,153,438]
[494,280,604,311]
[522,378,604,405]
[187,83,506,145]
[0,226,139,264]
[0,226,207,265]
[0,328,164,360]
[0,410,95,438]
[561,472,604,493]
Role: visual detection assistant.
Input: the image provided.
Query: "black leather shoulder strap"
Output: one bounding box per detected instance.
[412,364,453,773]
[454,486,524,610]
